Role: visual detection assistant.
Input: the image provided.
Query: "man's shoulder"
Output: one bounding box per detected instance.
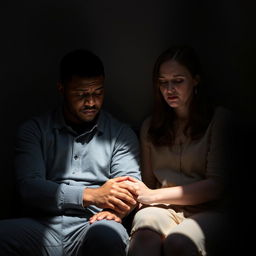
[17,109,58,132]
[100,110,137,138]
[100,110,132,130]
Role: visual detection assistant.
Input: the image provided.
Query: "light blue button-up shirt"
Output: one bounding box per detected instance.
[14,108,141,216]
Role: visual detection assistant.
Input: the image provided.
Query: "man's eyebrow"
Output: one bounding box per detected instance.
[73,86,104,91]
[95,86,104,90]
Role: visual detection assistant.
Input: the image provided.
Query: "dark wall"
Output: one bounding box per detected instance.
[0,0,255,228]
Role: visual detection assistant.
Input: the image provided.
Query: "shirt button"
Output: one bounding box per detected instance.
[72,169,78,174]
[74,155,79,160]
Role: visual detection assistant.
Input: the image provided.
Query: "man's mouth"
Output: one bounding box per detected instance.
[81,109,97,114]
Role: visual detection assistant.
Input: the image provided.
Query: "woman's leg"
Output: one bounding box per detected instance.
[128,206,184,256]
[128,228,162,256]
[163,232,200,256]
[163,211,226,256]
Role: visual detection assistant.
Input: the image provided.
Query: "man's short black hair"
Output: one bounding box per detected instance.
[59,49,105,84]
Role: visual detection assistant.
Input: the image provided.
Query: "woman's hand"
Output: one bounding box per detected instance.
[125,177,156,205]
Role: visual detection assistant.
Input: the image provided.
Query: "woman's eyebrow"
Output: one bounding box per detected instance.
[158,74,186,78]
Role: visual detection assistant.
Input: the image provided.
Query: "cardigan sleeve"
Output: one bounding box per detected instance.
[206,107,234,181]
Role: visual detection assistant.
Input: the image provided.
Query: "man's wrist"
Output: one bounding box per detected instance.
[83,188,95,207]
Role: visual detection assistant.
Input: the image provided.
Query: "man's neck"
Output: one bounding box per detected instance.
[65,116,98,135]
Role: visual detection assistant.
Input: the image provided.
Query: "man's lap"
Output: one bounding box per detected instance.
[0,217,62,255]
[0,216,129,256]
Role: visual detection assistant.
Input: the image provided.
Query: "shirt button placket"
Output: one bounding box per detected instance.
[72,154,80,174]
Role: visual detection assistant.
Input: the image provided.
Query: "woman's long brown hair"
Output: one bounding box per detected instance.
[148,45,214,147]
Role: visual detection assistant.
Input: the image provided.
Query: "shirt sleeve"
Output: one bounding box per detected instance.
[14,119,85,214]
[206,107,234,181]
[110,125,141,181]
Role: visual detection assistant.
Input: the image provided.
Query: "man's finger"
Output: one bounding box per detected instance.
[114,186,136,199]
[89,215,98,224]
[126,176,140,183]
[110,198,131,213]
[113,190,137,205]
[117,182,138,195]
[111,176,130,182]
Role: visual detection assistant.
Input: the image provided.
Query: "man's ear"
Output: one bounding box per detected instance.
[57,81,64,94]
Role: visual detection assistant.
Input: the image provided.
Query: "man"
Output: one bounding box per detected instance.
[0,49,141,255]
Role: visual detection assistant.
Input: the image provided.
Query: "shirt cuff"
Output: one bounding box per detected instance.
[60,184,85,210]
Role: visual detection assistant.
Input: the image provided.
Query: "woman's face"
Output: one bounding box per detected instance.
[158,60,199,114]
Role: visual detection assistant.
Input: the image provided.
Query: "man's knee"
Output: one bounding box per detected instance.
[80,220,129,256]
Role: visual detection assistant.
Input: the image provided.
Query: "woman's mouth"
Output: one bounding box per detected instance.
[167,95,178,100]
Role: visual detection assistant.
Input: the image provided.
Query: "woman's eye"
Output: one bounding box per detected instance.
[159,81,168,85]
[172,79,183,84]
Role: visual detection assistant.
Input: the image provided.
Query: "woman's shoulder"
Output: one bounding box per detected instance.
[141,116,151,129]
[140,116,152,140]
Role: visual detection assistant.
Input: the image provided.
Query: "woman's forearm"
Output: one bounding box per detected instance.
[137,178,223,205]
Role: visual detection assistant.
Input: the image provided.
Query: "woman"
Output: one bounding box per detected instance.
[127,45,231,256]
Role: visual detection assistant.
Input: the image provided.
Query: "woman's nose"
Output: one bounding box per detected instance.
[167,82,175,92]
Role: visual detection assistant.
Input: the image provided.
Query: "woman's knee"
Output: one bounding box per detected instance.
[128,229,162,256]
[132,206,170,234]
[163,233,200,256]
[132,228,162,244]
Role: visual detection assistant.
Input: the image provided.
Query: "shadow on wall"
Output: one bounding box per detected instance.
[0,1,92,219]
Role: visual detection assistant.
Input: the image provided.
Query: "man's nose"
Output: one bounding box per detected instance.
[84,95,95,105]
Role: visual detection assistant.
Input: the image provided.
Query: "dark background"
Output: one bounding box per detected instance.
[0,0,255,253]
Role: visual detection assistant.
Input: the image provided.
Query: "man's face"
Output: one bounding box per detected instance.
[59,75,104,123]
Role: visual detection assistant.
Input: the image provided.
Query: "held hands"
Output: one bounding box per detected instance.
[87,177,156,224]
[83,176,138,215]
[124,177,156,205]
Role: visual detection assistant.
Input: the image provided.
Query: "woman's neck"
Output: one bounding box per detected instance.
[174,106,189,122]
